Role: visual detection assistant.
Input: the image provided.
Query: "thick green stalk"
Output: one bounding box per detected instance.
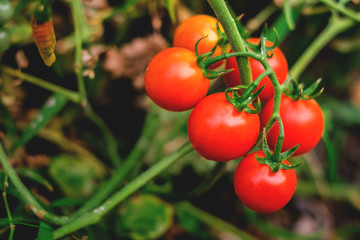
[71,0,88,108]
[0,65,80,103]
[207,0,252,87]
[68,113,160,220]
[290,16,354,79]
[52,142,193,239]
[0,142,69,225]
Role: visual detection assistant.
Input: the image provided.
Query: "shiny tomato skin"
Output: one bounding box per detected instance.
[224,38,288,102]
[260,95,325,156]
[145,47,209,112]
[234,151,297,213]
[173,15,223,68]
[188,92,260,161]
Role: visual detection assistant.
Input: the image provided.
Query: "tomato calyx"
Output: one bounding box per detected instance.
[225,68,273,113]
[283,77,324,101]
[246,27,280,59]
[195,36,233,79]
[256,128,302,173]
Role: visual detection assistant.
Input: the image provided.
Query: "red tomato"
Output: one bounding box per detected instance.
[224,38,288,102]
[173,15,223,68]
[260,95,325,156]
[187,92,260,161]
[145,47,209,112]
[234,151,297,213]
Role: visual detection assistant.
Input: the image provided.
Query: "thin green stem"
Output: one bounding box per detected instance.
[71,0,88,108]
[0,142,69,225]
[207,0,252,87]
[175,202,257,240]
[320,0,360,22]
[284,0,295,30]
[0,65,80,103]
[290,16,354,79]
[153,162,226,201]
[68,112,160,221]
[3,174,15,240]
[246,4,277,33]
[52,142,193,239]
[88,111,122,169]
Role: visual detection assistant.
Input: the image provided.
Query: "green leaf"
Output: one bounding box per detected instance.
[48,155,98,198]
[164,0,176,24]
[37,221,53,240]
[16,168,53,192]
[115,194,174,240]
[10,93,68,153]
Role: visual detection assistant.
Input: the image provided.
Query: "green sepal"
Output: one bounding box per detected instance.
[284,78,324,100]
[246,26,279,58]
[255,129,302,172]
[279,144,300,161]
[280,161,303,170]
[302,78,324,99]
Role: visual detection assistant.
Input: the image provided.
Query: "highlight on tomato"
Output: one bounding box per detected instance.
[233,151,297,213]
[187,92,260,161]
[173,14,225,68]
[224,38,288,102]
[260,94,325,156]
[144,47,209,112]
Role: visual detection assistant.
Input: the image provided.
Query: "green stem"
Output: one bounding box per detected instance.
[71,0,88,108]
[207,0,252,87]
[0,65,80,103]
[290,16,354,79]
[52,142,193,239]
[246,4,277,33]
[284,0,295,30]
[175,202,257,240]
[320,0,360,22]
[154,162,226,201]
[68,112,160,221]
[88,112,122,169]
[3,175,15,240]
[0,142,69,225]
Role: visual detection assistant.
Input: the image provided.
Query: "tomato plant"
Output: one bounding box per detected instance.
[145,47,209,111]
[0,0,14,25]
[234,151,297,213]
[224,38,288,102]
[187,92,260,161]
[173,14,224,68]
[260,95,325,156]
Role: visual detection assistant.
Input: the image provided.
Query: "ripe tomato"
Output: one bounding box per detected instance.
[173,15,223,68]
[187,92,260,161]
[234,151,297,213]
[145,47,209,112]
[260,95,325,156]
[224,38,288,102]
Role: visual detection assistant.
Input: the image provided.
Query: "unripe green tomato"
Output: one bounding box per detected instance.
[0,28,11,52]
[0,0,14,25]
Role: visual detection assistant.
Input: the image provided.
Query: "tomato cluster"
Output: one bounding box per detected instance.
[0,0,14,52]
[144,15,325,214]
